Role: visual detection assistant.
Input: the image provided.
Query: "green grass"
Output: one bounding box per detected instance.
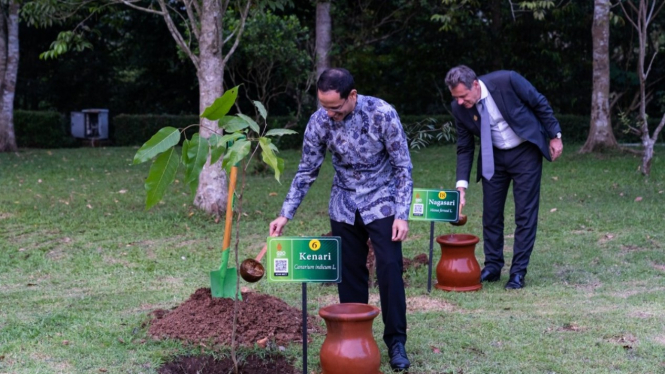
[1,145,664,374]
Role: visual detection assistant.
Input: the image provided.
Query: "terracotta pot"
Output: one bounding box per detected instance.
[319,303,382,374]
[435,234,482,292]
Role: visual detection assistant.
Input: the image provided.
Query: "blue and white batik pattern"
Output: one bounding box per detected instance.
[280,95,413,225]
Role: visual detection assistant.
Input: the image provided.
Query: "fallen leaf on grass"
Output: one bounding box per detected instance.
[559,323,583,332]
[551,176,558,181]
[99,369,107,373]
[87,204,93,209]
[269,192,278,196]
[62,340,70,345]
[634,196,643,202]
[430,345,441,354]
[550,208,557,212]
[118,189,127,194]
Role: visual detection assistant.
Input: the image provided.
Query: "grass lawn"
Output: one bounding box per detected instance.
[1,145,664,374]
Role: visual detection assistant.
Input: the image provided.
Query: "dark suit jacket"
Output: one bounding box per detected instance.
[451,70,562,183]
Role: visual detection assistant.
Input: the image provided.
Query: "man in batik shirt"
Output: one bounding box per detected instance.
[269,68,413,372]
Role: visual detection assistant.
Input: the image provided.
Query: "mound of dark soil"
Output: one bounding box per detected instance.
[157,354,296,374]
[148,288,321,347]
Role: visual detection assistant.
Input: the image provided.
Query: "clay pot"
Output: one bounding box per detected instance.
[435,234,482,292]
[319,303,382,374]
[449,213,467,226]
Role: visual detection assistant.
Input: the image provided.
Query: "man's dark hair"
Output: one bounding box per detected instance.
[445,65,477,90]
[317,68,355,99]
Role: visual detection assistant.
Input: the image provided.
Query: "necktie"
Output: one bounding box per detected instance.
[479,99,494,180]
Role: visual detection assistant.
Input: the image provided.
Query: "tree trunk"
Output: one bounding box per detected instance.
[193,0,228,217]
[489,0,503,71]
[315,1,331,80]
[0,0,19,152]
[580,0,617,153]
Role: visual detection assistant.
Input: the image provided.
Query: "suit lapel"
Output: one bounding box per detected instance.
[460,106,481,134]
[482,77,509,122]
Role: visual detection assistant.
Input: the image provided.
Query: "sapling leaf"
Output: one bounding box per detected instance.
[222,139,251,171]
[181,139,190,163]
[253,101,267,120]
[259,137,284,182]
[207,133,222,148]
[184,134,209,193]
[200,86,240,120]
[219,116,249,132]
[181,139,195,195]
[237,113,261,134]
[217,133,246,147]
[133,127,180,164]
[210,143,227,165]
[145,147,179,209]
[264,129,298,137]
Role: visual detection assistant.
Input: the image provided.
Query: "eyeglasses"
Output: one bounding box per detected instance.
[321,97,349,114]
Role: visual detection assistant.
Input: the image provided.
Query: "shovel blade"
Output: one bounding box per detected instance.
[210,249,242,300]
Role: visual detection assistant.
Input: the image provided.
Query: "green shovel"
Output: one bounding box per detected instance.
[210,163,241,299]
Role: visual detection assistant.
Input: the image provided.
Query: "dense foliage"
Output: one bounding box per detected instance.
[15,1,665,136]
[14,110,76,148]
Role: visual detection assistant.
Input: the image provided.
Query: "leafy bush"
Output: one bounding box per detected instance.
[14,110,76,148]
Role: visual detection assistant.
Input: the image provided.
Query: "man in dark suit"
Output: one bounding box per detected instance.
[445,65,563,289]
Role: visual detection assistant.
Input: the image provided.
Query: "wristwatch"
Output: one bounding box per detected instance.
[554,132,561,139]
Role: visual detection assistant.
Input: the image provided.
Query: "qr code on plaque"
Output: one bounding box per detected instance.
[274,259,288,276]
[412,204,424,216]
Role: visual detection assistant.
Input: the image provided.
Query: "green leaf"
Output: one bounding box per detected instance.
[253,101,267,120]
[259,137,284,182]
[144,147,180,210]
[181,138,190,164]
[218,133,247,147]
[200,86,240,120]
[236,113,261,134]
[208,133,222,148]
[265,128,298,137]
[222,139,251,171]
[133,127,181,164]
[184,134,209,194]
[210,143,227,165]
[219,116,249,132]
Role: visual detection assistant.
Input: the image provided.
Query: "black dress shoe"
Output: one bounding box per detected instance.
[389,342,410,372]
[480,268,500,282]
[505,274,525,289]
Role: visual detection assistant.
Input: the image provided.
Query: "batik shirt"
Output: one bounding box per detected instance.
[280,94,413,225]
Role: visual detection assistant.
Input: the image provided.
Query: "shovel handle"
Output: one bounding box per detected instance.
[254,244,268,262]
[222,166,239,251]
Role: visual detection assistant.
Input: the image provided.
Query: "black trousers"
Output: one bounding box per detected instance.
[482,141,542,276]
[330,211,407,348]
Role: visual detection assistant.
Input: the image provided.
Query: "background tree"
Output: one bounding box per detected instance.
[616,0,665,175]
[581,0,618,153]
[226,10,313,118]
[39,0,291,216]
[18,9,197,114]
[0,0,19,152]
[315,1,330,79]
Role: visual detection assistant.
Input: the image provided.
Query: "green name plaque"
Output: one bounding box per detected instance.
[408,188,459,222]
[267,236,341,283]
